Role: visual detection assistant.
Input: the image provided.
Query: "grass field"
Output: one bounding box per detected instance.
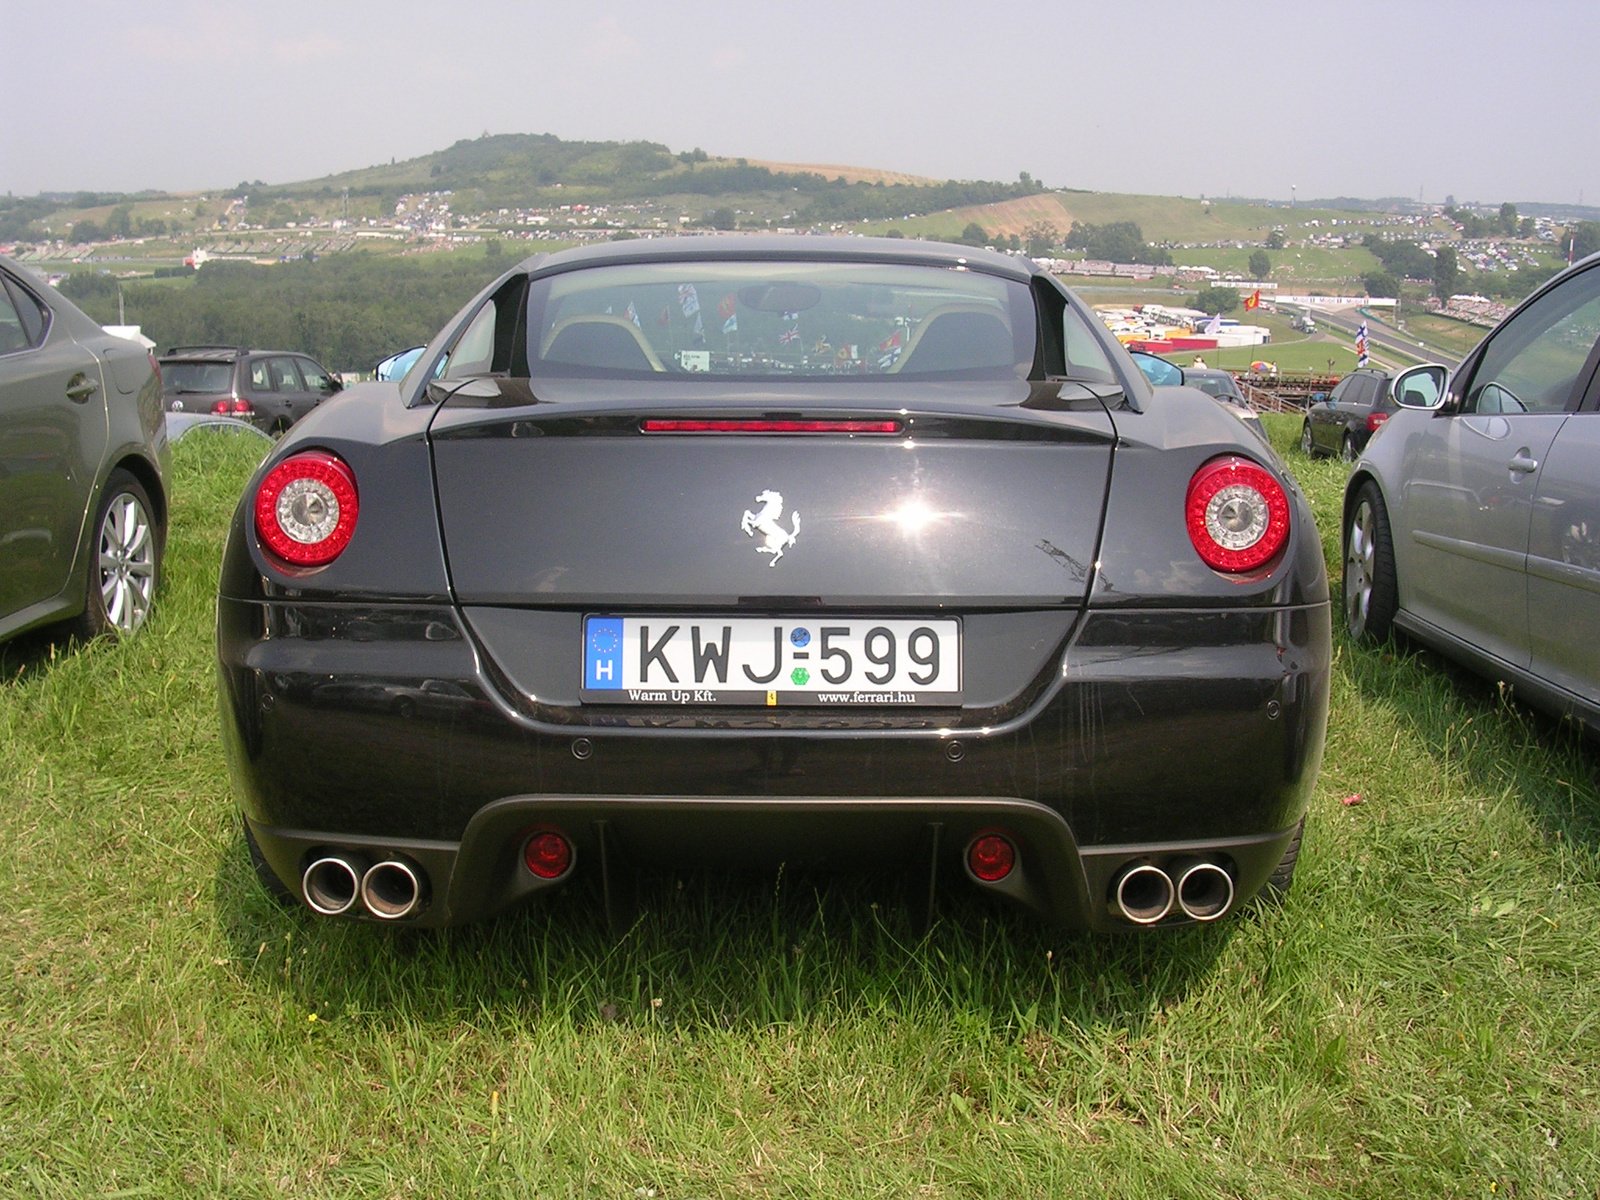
[1399,312,1494,359]
[3,425,1599,1195]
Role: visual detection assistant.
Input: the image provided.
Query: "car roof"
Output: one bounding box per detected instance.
[159,347,305,360]
[516,234,1040,282]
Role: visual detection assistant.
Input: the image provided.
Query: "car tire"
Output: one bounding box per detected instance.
[1340,433,1358,463]
[1344,480,1399,642]
[74,469,162,640]
[1261,818,1305,903]
[1300,421,1317,457]
[244,820,297,907]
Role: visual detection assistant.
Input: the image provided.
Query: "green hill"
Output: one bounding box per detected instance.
[253,132,1047,225]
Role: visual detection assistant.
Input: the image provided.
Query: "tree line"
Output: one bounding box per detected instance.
[58,254,507,371]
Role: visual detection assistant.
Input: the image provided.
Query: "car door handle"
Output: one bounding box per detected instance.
[66,375,100,402]
[1507,453,1539,474]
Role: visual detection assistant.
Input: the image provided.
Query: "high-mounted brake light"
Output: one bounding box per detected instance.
[640,418,900,434]
[1184,455,1291,573]
[254,450,359,567]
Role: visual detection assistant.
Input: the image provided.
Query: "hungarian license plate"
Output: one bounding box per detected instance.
[581,616,960,706]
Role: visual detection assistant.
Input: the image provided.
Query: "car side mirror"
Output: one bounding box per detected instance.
[1128,350,1183,388]
[376,346,427,383]
[326,376,342,393]
[1391,364,1450,410]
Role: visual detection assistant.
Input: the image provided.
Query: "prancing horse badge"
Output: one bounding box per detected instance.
[740,489,800,566]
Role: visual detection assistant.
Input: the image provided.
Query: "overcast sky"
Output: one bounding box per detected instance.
[4,0,1596,207]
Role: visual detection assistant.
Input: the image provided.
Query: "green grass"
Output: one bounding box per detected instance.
[1400,312,1493,359]
[3,425,1600,1196]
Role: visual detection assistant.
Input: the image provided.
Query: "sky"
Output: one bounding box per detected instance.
[3,0,1597,208]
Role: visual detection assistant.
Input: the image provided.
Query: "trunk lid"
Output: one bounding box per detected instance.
[428,380,1115,608]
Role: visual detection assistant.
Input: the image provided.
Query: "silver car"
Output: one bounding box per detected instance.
[1342,253,1600,733]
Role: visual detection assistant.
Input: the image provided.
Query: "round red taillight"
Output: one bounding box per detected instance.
[211,399,230,415]
[231,398,253,414]
[1184,455,1291,573]
[523,831,572,879]
[967,834,1015,882]
[254,450,359,567]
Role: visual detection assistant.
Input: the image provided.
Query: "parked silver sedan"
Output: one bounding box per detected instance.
[1342,253,1600,733]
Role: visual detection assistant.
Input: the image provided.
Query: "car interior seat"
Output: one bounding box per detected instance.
[541,316,666,372]
[891,304,1014,374]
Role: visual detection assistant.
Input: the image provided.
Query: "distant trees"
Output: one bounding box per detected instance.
[1361,271,1399,298]
[58,254,506,370]
[1194,286,1240,316]
[1064,220,1172,265]
[957,222,988,246]
[1432,245,1461,299]
[1364,235,1437,282]
[705,207,737,230]
[70,220,104,244]
[1248,250,1271,280]
[1499,202,1519,236]
[1023,222,1059,256]
[1265,229,1285,250]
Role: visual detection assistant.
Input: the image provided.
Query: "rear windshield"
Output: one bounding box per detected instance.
[1190,374,1238,399]
[162,362,233,394]
[523,261,1037,381]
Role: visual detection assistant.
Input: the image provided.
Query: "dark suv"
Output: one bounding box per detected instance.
[159,346,341,434]
[1300,367,1400,461]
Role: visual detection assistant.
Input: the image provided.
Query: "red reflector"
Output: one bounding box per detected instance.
[640,419,899,434]
[1366,411,1389,432]
[523,832,572,879]
[253,450,360,567]
[968,834,1016,882]
[232,399,253,414]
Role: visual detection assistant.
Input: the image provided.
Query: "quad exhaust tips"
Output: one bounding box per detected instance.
[302,853,426,920]
[302,853,369,916]
[1111,858,1235,924]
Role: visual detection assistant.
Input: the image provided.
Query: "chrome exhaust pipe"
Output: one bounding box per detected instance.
[1113,863,1175,925]
[1174,859,1235,922]
[361,859,425,920]
[302,853,368,916]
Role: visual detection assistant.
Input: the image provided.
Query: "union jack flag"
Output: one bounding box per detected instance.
[779,325,800,344]
[1355,321,1370,368]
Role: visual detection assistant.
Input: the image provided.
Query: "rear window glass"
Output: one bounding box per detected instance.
[526,261,1036,381]
[163,362,233,394]
[1190,375,1236,399]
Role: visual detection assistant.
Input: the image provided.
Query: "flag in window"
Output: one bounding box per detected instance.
[677,284,700,317]
[718,294,737,320]
[722,313,738,335]
[625,302,640,329]
[779,326,800,344]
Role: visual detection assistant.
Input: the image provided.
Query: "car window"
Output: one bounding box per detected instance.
[442,303,497,381]
[1062,304,1115,383]
[1327,377,1351,403]
[0,286,28,356]
[269,357,303,391]
[3,277,47,347]
[249,359,274,391]
[1467,265,1600,414]
[297,358,334,392]
[1342,377,1375,407]
[526,260,1037,381]
[163,362,233,393]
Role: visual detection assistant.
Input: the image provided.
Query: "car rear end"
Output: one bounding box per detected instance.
[217,244,1329,931]
[159,348,253,423]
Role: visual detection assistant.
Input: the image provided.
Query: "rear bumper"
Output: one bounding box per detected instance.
[247,799,1301,931]
[219,597,1330,929]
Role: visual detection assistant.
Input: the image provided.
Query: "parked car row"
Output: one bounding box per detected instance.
[160,345,342,435]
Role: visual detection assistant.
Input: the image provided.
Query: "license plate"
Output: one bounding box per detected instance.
[581,616,960,706]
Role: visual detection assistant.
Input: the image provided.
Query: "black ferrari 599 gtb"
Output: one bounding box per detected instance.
[218,237,1330,931]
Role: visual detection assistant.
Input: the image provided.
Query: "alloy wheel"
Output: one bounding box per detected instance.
[98,492,157,633]
[1341,434,1357,463]
[1345,500,1375,636]
[1300,423,1314,455]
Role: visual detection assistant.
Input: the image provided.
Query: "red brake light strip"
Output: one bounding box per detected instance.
[640,419,900,434]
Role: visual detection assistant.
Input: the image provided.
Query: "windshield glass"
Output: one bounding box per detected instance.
[527,261,1036,380]
[162,362,232,394]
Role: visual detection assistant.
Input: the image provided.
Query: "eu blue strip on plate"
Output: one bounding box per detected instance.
[584,616,624,690]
